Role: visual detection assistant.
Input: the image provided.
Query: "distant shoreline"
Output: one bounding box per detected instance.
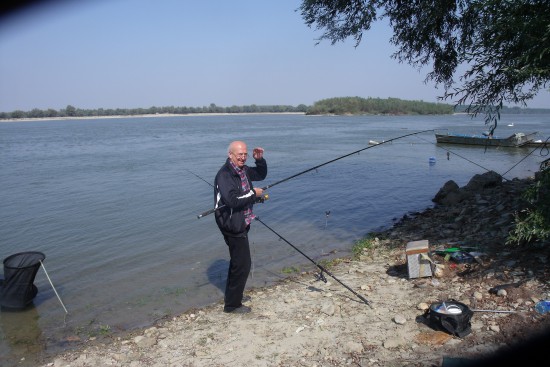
[0,112,306,123]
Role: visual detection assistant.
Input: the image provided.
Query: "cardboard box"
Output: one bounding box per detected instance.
[406,240,432,279]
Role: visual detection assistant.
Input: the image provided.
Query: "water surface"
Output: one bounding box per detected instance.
[1,113,548,366]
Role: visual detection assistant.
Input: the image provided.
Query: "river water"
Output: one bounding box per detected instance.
[1,113,549,365]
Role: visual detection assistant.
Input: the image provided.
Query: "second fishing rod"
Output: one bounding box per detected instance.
[197,129,435,218]
[185,168,372,306]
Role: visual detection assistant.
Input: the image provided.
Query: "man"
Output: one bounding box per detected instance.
[214,141,267,314]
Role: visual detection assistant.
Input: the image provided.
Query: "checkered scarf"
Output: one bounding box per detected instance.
[230,161,254,225]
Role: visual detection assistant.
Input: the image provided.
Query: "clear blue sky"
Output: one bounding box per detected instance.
[1,0,548,112]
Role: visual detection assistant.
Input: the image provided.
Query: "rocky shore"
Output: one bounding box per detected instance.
[39,171,549,367]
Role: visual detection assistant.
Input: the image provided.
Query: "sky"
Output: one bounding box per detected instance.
[1,0,549,112]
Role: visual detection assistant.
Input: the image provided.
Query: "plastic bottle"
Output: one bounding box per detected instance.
[534,300,550,314]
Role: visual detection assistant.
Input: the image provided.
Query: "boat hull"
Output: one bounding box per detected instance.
[435,132,538,147]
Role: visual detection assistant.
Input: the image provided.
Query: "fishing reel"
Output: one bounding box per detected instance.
[315,271,328,283]
[255,194,269,203]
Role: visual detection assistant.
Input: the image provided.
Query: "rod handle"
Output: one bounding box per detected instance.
[197,194,269,219]
[197,207,217,219]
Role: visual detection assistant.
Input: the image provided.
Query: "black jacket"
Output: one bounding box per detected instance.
[214,157,267,236]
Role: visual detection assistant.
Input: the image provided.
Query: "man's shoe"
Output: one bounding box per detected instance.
[242,295,252,303]
[224,305,251,314]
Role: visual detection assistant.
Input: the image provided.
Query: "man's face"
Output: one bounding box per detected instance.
[229,142,248,168]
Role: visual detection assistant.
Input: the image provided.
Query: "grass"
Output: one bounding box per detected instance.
[281,266,301,274]
[351,235,379,260]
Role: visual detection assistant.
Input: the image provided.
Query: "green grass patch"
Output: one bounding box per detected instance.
[281,266,300,274]
[352,236,378,260]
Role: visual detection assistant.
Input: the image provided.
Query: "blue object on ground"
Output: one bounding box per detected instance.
[534,300,550,314]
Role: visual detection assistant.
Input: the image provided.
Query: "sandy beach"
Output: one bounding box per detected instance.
[0,112,306,123]
[33,172,549,367]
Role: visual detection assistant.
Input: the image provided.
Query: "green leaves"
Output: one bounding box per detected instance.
[299,0,550,129]
[507,168,550,246]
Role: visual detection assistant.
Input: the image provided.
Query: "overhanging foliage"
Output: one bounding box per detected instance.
[300,0,550,131]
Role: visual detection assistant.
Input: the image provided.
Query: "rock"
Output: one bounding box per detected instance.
[434,265,445,278]
[321,303,335,316]
[464,171,502,191]
[393,314,407,325]
[433,180,460,204]
[383,337,406,349]
[134,335,156,348]
[344,341,364,353]
[417,302,429,311]
[497,289,508,297]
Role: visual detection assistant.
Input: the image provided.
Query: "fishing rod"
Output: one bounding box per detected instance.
[255,217,371,307]
[197,129,435,218]
[184,168,371,306]
[187,168,269,217]
[184,168,214,187]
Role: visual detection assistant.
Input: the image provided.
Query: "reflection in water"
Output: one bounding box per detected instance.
[0,305,45,367]
[206,259,228,293]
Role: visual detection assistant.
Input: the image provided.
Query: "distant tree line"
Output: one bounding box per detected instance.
[1,98,547,120]
[0,103,309,120]
[306,97,454,115]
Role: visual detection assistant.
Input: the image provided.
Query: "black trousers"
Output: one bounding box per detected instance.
[223,227,251,311]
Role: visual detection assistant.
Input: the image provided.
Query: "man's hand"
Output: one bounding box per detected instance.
[254,187,263,196]
[253,147,264,160]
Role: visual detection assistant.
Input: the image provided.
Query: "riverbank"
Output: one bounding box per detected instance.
[34,171,549,367]
[0,112,306,123]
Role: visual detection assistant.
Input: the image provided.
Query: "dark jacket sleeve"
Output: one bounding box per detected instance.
[216,158,268,211]
[247,157,267,182]
[216,168,255,210]
[214,158,268,235]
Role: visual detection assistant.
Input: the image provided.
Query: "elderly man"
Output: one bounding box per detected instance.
[214,141,267,313]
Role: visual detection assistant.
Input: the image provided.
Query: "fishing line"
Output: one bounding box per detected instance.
[254,217,371,307]
[324,211,331,229]
[415,134,550,181]
[197,129,435,218]
[413,135,512,181]
[184,167,257,278]
[184,168,371,306]
[501,137,549,177]
[261,129,434,190]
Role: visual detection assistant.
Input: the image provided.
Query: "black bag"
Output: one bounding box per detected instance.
[422,299,474,338]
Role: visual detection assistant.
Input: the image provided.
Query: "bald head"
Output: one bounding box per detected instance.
[228,141,247,154]
[228,141,248,168]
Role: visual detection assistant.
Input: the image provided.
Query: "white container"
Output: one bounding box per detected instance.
[406,240,432,279]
